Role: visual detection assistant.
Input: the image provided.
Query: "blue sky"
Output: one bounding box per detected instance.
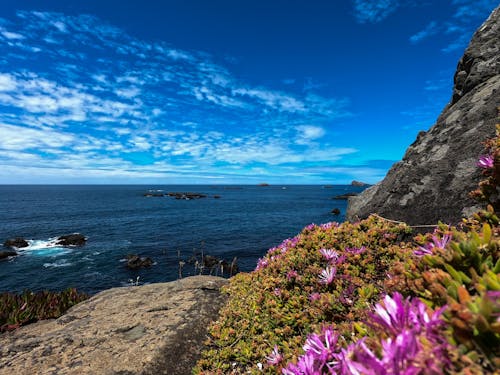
[0,0,497,184]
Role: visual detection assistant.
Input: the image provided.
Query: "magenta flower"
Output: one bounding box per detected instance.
[266,345,283,365]
[320,222,339,230]
[282,293,450,375]
[345,246,366,255]
[319,248,339,262]
[309,292,321,302]
[255,257,269,270]
[477,154,494,169]
[318,266,336,285]
[303,326,339,364]
[287,269,299,281]
[414,234,451,256]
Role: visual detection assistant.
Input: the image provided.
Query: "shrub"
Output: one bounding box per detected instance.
[0,288,88,332]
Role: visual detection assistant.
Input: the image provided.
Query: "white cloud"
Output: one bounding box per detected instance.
[1,30,25,40]
[409,21,439,44]
[353,0,400,24]
[295,125,326,145]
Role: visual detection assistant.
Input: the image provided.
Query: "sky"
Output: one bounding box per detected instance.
[0,0,497,184]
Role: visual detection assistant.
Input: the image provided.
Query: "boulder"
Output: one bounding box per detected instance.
[55,233,86,246]
[347,6,500,225]
[0,250,17,260]
[331,208,341,215]
[3,238,28,249]
[351,180,369,187]
[126,254,154,269]
[0,276,228,375]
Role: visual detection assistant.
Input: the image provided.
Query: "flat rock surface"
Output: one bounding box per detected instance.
[0,276,228,375]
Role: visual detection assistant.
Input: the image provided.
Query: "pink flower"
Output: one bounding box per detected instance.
[287,269,299,281]
[345,246,366,255]
[477,155,494,169]
[319,248,339,262]
[308,292,321,301]
[318,266,336,285]
[414,234,451,256]
[273,288,282,297]
[266,345,283,365]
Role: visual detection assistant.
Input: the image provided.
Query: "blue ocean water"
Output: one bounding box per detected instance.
[0,185,365,294]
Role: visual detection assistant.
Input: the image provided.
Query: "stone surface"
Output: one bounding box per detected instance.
[126,254,154,269]
[0,276,228,375]
[347,6,500,225]
[55,233,86,246]
[0,250,17,260]
[3,238,28,249]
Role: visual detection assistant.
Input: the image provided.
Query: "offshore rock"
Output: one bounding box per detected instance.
[0,250,17,260]
[0,276,228,375]
[126,254,154,269]
[3,238,28,249]
[55,233,86,246]
[347,6,500,225]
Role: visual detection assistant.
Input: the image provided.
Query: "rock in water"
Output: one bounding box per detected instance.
[126,254,154,269]
[3,238,28,249]
[347,6,500,225]
[0,250,17,260]
[0,276,228,375]
[55,233,86,246]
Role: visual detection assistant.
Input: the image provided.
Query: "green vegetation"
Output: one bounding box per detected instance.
[195,126,500,374]
[0,288,88,332]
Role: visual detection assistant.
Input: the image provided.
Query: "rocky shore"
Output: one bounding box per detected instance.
[0,276,228,375]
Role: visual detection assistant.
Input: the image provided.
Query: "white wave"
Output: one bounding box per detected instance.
[43,259,73,268]
[17,238,70,256]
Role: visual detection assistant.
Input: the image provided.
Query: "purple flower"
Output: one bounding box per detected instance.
[309,292,321,302]
[266,345,283,365]
[255,257,269,270]
[287,269,299,281]
[273,288,282,297]
[345,246,366,255]
[320,222,339,230]
[318,266,336,285]
[303,326,339,365]
[305,223,317,231]
[319,248,339,262]
[477,154,494,169]
[414,234,451,257]
[282,293,450,375]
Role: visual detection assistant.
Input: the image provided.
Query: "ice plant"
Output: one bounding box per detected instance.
[287,269,299,281]
[266,345,283,365]
[318,266,336,285]
[345,246,366,255]
[309,292,321,302]
[414,233,451,256]
[477,154,494,169]
[281,293,450,375]
[319,248,339,262]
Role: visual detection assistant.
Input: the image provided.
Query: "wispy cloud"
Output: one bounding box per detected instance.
[352,0,400,24]
[0,11,354,183]
[406,0,497,52]
[409,21,439,44]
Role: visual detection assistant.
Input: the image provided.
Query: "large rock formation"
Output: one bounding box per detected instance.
[0,276,228,375]
[347,6,500,225]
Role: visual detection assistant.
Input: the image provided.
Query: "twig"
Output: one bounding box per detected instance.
[370,213,439,229]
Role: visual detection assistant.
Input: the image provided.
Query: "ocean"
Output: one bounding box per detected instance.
[0,185,365,294]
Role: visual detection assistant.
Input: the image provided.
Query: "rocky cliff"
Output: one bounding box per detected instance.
[0,276,228,375]
[347,6,500,225]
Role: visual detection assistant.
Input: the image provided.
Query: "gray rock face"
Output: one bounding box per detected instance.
[0,276,228,375]
[347,6,500,225]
